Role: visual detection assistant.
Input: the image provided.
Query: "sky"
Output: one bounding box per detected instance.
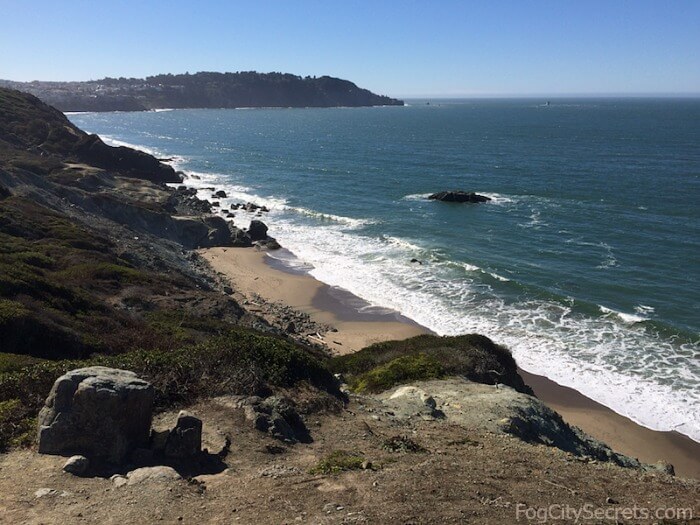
[1,0,698,97]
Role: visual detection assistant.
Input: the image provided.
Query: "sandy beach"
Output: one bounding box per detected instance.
[201,246,700,479]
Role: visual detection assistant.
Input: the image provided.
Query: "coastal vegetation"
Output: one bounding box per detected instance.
[330,334,533,394]
[0,87,338,449]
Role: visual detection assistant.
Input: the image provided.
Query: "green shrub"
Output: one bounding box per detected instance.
[0,399,35,451]
[351,353,444,393]
[0,328,339,450]
[0,299,30,326]
[310,450,366,474]
[331,334,532,395]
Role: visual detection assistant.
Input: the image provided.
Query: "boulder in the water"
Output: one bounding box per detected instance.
[428,191,491,203]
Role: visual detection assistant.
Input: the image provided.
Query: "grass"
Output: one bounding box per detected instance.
[350,353,444,393]
[331,334,533,395]
[309,450,367,474]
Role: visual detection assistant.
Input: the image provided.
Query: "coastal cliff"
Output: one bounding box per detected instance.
[0,87,697,523]
[0,71,404,112]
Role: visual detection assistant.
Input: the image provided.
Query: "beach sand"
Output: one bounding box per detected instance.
[201,246,700,479]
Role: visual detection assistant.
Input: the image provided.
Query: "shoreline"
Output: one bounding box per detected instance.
[202,246,700,479]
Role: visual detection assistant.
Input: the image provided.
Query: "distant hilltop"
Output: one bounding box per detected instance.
[0,71,404,112]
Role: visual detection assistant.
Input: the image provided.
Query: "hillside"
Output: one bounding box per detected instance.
[0,72,404,112]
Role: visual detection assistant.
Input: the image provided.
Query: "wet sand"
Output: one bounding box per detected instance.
[201,246,700,479]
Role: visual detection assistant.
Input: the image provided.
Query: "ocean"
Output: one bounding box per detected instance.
[68,98,700,442]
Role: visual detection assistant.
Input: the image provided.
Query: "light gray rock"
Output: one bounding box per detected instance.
[126,466,181,485]
[34,488,71,498]
[110,474,128,487]
[63,455,89,475]
[378,378,642,469]
[37,367,154,464]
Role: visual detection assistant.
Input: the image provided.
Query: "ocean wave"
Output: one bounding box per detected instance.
[599,305,648,324]
[480,192,516,205]
[286,206,374,228]
[100,135,161,157]
[402,192,432,201]
[266,219,699,442]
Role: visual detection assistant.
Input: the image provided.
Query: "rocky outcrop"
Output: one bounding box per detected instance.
[38,367,154,464]
[151,411,203,459]
[378,378,643,469]
[248,220,269,242]
[233,396,311,444]
[72,135,181,184]
[428,191,491,203]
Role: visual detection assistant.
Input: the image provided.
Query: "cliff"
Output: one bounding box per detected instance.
[0,72,404,112]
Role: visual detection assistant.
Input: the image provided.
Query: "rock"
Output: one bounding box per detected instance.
[653,461,675,476]
[164,411,203,458]
[72,134,181,184]
[125,466,181,485]
[223,286,234,295]
[0,185,10,199]
[37,367,154,464]
[386,386,444,419]
[410,258,423,265]
[130,447,154,465]
[428,191,491,203]
[229,224,252,247]
[256,237,281,250]
[63,455,89,475]
[214,190,227,198]
[35,488,71,498]
[150,429,170,454]
[380,378,643,469]
[35,488,57,498]
[248,220,269,241]
[211,201,220,207]
[243,396,310,444]
[285,322,297,334]
[111,474,128,487]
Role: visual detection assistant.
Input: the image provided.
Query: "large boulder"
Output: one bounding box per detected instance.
[248,220,269,241]
[37,367,154,464]
[428,191,491,203]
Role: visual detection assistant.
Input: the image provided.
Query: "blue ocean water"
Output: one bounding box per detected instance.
[69,99,700,440]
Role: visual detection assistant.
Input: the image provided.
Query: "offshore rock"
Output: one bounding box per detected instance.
[428,191,491,203]
[37,367,154,464]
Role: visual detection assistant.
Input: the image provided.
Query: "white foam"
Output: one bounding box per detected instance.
[81,134,700,443]
[286,206,374,229]
[599,305,648,324]
[100,135,159,156]
[480,192,516,205]
[269,220,699,442]
[402,192,432,201]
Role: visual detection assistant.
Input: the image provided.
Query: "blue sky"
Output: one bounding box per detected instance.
[1,0,698,97]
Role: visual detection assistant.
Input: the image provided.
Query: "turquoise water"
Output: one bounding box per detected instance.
[69,99,700,440]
